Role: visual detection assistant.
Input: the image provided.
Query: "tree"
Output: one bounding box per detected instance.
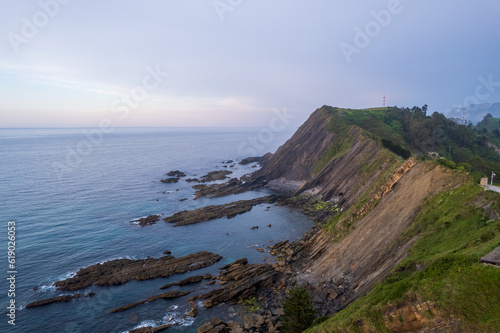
[281,285,316,333]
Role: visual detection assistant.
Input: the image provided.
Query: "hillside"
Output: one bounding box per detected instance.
[249,106,500,332]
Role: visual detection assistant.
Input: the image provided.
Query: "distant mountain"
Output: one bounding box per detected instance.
[446,102,500,124]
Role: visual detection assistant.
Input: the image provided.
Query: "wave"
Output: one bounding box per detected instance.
[123,305,195,333]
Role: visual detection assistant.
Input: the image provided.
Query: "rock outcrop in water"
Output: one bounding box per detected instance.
[199,170,233,182]
[163,196,277,226]
[54,251,222,291]
[109,290,191,313]
[130,214,161,227]
[25,292,95,308]
[190,258,277,308]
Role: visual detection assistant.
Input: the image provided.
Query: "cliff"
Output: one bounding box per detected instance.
[251,106,400,209]
[249,106,500,332]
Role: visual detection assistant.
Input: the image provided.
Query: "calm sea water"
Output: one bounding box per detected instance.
[0,128,312,333]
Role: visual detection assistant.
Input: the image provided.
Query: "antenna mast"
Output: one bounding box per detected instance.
[383,95,386,107]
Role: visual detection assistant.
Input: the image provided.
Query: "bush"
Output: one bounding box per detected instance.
[381,138,412,159]
[282,285,317,333]
[457,162,472,172]
[436,158,457,169]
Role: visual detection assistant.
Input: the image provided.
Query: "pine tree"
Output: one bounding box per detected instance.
[281,284,316,333]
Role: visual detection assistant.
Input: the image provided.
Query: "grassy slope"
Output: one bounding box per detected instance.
[306,176,500,332]
[303,108,500,332]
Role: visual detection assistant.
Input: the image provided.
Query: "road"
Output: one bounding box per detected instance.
[484,184,500,193]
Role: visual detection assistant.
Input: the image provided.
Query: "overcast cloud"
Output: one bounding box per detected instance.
[1,0,499,127]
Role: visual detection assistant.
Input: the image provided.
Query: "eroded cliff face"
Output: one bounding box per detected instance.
[297,163,457,298]
[251,106,462,303]
[251,106,397,209]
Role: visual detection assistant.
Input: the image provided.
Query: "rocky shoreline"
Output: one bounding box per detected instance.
[27,153,348,332]
[53,251,222,291]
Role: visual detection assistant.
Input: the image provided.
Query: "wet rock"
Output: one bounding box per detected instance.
[239,154,272,165]
[191,263,276,307]
[197,321,214,333]
[160,178,180,183]
[129,323,176,333]
[191,178,244,199]
[251,226,259,230]
[199,170,233,182]
[163,250,171,255]
[187,307,198,317]
[109,290,191,313]
[130,215,161,227]
[219,258,248,270]
[163,196,277,226]
[179,198,188,202]
[160,275,204,289]
[256,248,264,252]
[166,170,186,177]
[186,178,200,183]
[54,251,222,291]
[25,292,95,308]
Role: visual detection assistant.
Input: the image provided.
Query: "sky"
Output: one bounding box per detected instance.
[1,0,500,128]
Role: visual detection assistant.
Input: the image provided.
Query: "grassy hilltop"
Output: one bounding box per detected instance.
[297,106,500,332]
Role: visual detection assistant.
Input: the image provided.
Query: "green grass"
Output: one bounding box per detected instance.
[322,106,406,148]
[306,181,500,333]
[313,137,354,174]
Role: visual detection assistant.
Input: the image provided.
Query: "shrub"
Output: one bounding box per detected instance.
[282,285,317,333]
[436,158,457,169]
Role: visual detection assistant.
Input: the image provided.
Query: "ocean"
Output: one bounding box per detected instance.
[0,128,313,333]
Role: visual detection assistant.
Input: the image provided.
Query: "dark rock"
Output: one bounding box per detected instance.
[199,170,233,183]
[197,321,214,333]
[25,292,95,308]
[251,226,259,230]
[130,215,161,227]
[190,264,276,307]
[256,248,264,252]
[160,178,180,183]
[219,258,248,270]
[109,290,190,313]
[239,154,272,165]
[187,307,198,317]
[209,325,226,333]
[166,170,186,177]
[191,178,245,199]
[179,198,188,202]
[160,275,204,289]
[210,317,224,326]
[54,251,222,291]
[163,250,171,255]
[186,178,200,183]
[163,196,277,226]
